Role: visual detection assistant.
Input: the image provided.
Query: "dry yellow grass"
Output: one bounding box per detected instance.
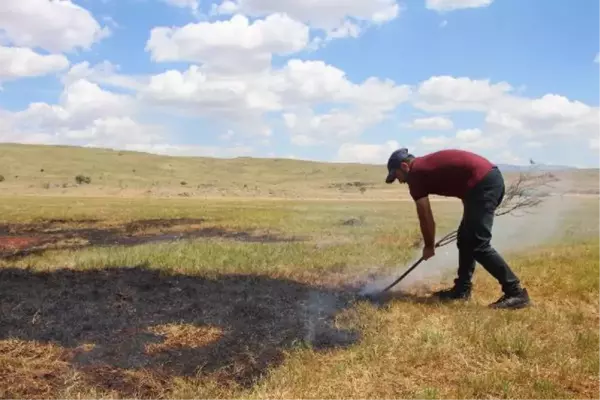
[0,144,597,399]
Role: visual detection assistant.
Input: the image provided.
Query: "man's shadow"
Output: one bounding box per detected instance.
[0,265,360,396]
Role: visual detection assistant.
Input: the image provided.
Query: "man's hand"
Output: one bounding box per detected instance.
[422,245,435,260]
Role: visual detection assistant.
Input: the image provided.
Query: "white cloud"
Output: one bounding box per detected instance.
[2,78,163,150]
[65,117,163,148]
[455,128,481,141]
[31,9,411,149]
[276,59,410,109]
[590,137,599,150]
[275,60,411,144]
[285,108,384,145]
[414,75,599,145]
[524,141,544,148]
[139,59,410,143]
[162,0,199,12]
[146,14,310,73]
[426,0,494,12]
[494,150,523,165]
[0,0,109,53]
[417,133,501,161]
[0,46,69,82]
[212,0,400,33]
[337,140,400,164]
[13,79,133,135]
[139,65,279,136]
[594,53,599,63]
[415,75,513,112]
[413,84,599,164]
[64,61,146,91]
[406,116,454,130]
[419,135,451,146]
[325,20,362,40]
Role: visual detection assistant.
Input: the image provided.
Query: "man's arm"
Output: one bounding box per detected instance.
[415,196,435,248]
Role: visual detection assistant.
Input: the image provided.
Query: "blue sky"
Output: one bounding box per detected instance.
[0,0,598,167]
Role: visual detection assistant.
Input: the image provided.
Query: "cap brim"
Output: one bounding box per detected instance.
[385,170,396,184]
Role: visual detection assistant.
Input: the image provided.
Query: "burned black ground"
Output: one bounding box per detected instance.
[0,265,360,398]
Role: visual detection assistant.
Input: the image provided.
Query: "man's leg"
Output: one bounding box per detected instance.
[433,217,474,300]
[456,216,476,290]
[463,168,530,308]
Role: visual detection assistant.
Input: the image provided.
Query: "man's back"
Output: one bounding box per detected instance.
[407,149,494,200]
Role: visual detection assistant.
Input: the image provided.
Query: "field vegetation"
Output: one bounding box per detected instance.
[0,144,597,399]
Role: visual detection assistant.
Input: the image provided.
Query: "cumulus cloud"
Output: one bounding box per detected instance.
[1,79,163,149]
[413,76,600,160]
[406,116,454,130]
[455,128,482,141]
[417,132,519,164]
[161,0,199,12]
[0,0,109,53]
[275,60,410,144]
[414,75,599,145]
[211,0,400,36]
[415,75,513,112]
[0,46,69,82]
[146,14,310,73]
[285,108,385,146]
[138,58,410,143]
[138,65,278,138]
[138,7,410,148]
[337,140,400,164]
[64,61,146,91]
[426,0,494,12]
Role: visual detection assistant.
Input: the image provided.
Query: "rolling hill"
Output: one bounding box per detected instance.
[0,143,597,199]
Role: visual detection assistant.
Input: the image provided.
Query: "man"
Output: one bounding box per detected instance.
[385,148,530,309]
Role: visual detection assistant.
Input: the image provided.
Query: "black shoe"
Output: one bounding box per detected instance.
[489,288,531,309]
[432,285,471,301]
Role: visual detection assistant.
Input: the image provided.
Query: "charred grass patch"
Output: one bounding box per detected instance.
[0,217,304,261]
[0,265,360,398]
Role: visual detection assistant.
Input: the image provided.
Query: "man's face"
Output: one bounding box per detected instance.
[394,162,410,183]
[394,169,407,183]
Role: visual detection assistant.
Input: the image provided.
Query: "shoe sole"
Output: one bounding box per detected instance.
[489,301,532,309]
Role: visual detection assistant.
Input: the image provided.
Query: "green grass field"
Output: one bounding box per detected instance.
[0,145,598,399]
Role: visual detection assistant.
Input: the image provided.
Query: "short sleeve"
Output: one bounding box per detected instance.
[408,175,428,201]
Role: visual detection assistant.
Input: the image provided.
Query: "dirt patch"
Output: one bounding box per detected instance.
[0,218,304,260]
[0,266,360,398]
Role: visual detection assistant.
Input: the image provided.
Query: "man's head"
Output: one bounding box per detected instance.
[385,148,415,184]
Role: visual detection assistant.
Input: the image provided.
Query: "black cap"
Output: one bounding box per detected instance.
[385,148,412,183]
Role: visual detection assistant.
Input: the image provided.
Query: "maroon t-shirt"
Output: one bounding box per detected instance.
[407,149,494,200]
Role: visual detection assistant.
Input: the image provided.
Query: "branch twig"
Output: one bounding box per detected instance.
[436,167,559,248]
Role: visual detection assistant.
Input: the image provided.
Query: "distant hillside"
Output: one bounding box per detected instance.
[0,143,395,199]
[0,143,596,199]
[497,163,577,172]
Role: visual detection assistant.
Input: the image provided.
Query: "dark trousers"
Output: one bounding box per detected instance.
[455,167,522,295]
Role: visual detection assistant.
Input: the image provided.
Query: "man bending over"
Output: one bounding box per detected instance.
[385,148,530,309]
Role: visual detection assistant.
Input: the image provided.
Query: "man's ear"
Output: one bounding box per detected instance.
[400,162,410,173]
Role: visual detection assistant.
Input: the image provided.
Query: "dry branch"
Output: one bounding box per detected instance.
[435,168,560,249]
[495,170,559,217]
